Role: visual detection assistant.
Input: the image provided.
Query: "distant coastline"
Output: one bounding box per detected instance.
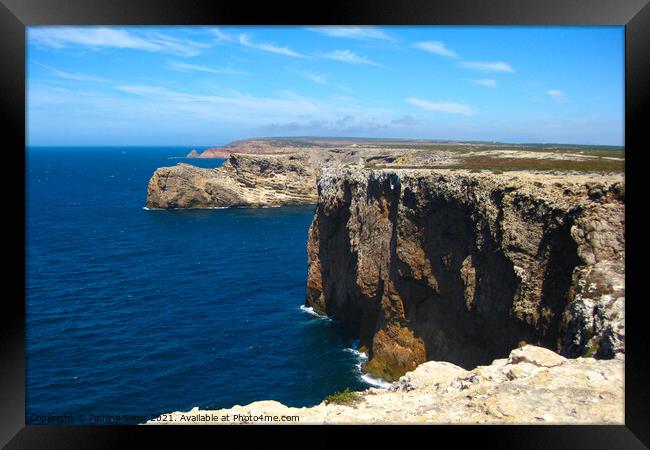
[145,135,625,424]
[185,136,624,159]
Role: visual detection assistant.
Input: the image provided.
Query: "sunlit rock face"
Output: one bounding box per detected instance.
[148,345,624,425]
[146,153,319,208]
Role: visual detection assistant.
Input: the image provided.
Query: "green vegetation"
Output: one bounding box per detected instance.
[369,155,624,173]
[323,388,364,406]
[231,137,625,159]
[354,143,623,159]
[584,340,600,357]
[454,156,624,172]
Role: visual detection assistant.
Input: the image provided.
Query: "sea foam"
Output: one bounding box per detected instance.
[346,341,392,389]
[360,373,392,388]
[299,305,331,320]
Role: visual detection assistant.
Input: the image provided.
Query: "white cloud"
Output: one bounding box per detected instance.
[28,27,210,57]
[546,89,567,102]
[33,62,108,82]
[459,61,515,73]
[405,97,478,115]
[238,34,310,58]
[212,27,235,42]
[322,50,381,66]
[301,71,327,84]
[166,60,247,75]
[108,84,394,125]
[306,26,394,41]
[391,115,424,126]
[260,116,390,134]
[115,84,323,116]
[471,78,497,88]
[212,28,310,58]
[413,41,458,58]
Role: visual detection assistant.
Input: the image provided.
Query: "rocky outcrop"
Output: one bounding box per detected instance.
[306,168,624,380]
[146,345,623,424]
[151,138,623,210]
[187,148,232,158]
[146,153,318,208]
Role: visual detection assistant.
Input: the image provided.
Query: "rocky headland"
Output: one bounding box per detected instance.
[145,137,624,424]
[146,153,318,208]
[306,168,624,381]
[187,148,232,159]
[149,138,623,209]
[186,138,329,159]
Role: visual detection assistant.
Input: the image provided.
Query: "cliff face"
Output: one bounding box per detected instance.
[146,153,318,208]
[147,345,623,424]
[187,148,232,158]
[306,168,624,380]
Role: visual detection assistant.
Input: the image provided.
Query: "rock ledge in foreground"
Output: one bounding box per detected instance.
[146,345,623,425]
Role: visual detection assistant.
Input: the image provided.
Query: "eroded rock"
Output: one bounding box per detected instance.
[146,153,318,208]
[147,345,623,425]
[305,168,624,380]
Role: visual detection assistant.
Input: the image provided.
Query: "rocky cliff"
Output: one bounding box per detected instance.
[305,168,625,381]
[147,345,623,424]
[148,138,623,210]
[146,153,318,208]
[187,148,232,158]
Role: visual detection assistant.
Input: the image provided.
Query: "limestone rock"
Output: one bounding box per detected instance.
[146,153,318,208]
[147,345,623,425]
[305,168,625,380]
[507,344,566,367]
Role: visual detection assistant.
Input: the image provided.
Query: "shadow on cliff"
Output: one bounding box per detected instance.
[392,187,582,370]
[306,174,584,375]
[310,179,380,346]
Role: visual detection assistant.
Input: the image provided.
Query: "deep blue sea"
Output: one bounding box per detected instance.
[26,147,381,425]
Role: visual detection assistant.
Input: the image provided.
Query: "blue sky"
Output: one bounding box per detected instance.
[27,26,624,146]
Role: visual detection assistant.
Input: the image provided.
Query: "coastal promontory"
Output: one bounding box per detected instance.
[306,167,624,381]
[145,137,624,424]
[146,153,318,208]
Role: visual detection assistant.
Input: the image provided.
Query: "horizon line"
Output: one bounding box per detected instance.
[26,136,625,149]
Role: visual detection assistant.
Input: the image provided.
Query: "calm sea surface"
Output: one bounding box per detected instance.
[26,147,377,424]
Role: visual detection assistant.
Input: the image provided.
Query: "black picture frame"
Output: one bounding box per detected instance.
[2,0,648,447]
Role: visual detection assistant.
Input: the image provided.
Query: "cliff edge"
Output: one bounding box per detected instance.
[306,168,624,380]
[147,345,623,424]
[146,153,318,208]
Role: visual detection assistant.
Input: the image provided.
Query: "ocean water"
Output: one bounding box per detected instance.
[26,147,379,425]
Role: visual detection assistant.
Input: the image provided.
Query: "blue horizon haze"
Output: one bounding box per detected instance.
[27,26,624,147]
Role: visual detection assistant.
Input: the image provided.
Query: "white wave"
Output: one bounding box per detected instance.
[143,204,294,211]
[345,345,392,389]
[145,206,231,210]
[299,305,331,320]
[344,347,368,360]
[360,373,392,388]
